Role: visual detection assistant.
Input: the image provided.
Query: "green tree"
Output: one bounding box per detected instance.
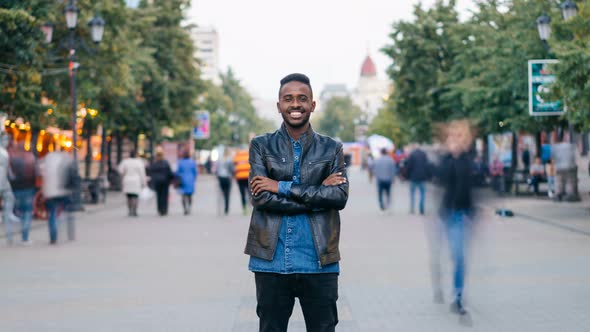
[316,96,361,142]
[381,0,462,142]
[0,2,50,124]
[550,0,590,130]
[368,98,407,146]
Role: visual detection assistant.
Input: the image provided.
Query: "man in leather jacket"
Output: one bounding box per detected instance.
[245,73,349,331]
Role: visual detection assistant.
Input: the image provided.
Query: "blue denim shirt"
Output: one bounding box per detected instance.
[249,138,340,274]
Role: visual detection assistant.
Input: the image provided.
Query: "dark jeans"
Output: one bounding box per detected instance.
[45,196,70,244]
[218,177,231,214]
[14,188,35,241]
[154,183,169,216]
[529,175,543,194]
[410,181,425,214]
[377,180,392,210]
[237,178,249,209]
[254,272,339,332]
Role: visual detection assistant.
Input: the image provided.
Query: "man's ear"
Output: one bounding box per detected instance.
[310,100,316,113]
[276,102,281,113]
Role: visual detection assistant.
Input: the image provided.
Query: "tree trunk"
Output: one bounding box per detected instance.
[30,128,39,158]
[535,131,542,158]
[85,121,92,179]
[116,130,122,165]
[98,124,107,177]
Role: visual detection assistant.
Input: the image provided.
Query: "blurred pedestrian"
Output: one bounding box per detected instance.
[406,144,430,215]
[216,148,234,215]
[434,119,476,316]
[233,147,250,215]
[551,137,579,201]
[545,158,556,198]
[371,148,396,212]
[367,153,374,183]
[149,147,173,216]
[118,150,147,217]
[0,134,20,245]
[489,154,504,194]
[41,150,74,245]
[9,141,38,245]
[176,150,197,215]
[471,155,488,187]
[246,73,348,331]
[522,145,531,173]
[528,156,545,196]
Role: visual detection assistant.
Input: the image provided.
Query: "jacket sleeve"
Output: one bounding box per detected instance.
[249,139,313,214]
[288,143,349,210]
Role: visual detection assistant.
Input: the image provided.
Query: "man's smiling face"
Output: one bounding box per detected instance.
[277,81,315,129]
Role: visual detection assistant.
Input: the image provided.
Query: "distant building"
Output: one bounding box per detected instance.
[319,84,350,111]
[352,54,390,120]
[188,26,221,85]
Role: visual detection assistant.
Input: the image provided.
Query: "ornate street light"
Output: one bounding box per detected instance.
[64,2,79,29]
[41,0,106,215]
[561,0,578,20]
[536,14,551,41]
[41,22,54,43]
[88,15,105,44]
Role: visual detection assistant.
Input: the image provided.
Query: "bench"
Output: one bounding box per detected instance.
[512,169,548,196]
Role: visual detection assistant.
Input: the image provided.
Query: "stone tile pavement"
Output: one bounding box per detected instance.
[1,166,589,331]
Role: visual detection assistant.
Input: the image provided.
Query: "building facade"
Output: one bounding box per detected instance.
[352,55,390,121]
[188,26,221,85]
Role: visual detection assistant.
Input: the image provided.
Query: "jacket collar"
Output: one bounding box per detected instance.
[279,123,315,149]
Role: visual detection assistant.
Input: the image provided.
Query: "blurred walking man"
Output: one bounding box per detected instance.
[435,120,477,316]
[246,73,349,331]
[233,148,251,215]
[372,148,396,212]
[406,144,430,215]
[10,142,38,245]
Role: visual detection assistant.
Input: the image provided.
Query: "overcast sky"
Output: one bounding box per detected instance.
[187,0,474,101]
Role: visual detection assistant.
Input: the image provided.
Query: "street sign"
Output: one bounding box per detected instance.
[528,59,563,116]
[192,110,210,140]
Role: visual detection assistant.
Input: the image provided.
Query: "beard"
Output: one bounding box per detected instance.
[281,109,311,129]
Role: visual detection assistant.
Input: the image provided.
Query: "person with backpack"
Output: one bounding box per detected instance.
[41,150,75,245]
[9,141,38,245]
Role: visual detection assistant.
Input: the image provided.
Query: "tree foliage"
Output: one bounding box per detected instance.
[380,0,587,143]
[316,96,361,142]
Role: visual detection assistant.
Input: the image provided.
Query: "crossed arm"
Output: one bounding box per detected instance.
[249,141,349,214]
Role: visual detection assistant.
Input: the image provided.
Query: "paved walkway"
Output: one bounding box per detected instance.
[1,167,589,331]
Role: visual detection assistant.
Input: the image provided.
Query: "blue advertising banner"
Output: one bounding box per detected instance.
[528,59,563,116]
[192,110,210,140]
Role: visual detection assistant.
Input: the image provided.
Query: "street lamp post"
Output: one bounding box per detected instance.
[535,2,580,201]
[535,3,578,144]
[41,0,105,212]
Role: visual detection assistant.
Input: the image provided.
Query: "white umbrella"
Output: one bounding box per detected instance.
[367,134,395,157]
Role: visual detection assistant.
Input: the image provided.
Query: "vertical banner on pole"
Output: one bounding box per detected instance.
[528,59,563,116]
[192,110,210,140]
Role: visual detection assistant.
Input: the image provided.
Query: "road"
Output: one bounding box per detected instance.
[1,167,589,331]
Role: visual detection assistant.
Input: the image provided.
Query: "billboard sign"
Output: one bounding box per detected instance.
[528,59,563,116]
[192,110,210,140]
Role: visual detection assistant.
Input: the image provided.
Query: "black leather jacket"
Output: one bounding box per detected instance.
[244,125,349,266]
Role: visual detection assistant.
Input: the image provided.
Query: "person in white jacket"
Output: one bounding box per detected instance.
[118,150,147,217]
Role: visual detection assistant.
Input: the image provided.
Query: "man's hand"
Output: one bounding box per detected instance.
[251,176,279,196]
[322,172,347,186]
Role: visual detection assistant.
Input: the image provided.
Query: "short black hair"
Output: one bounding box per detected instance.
[279,73,313,98]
